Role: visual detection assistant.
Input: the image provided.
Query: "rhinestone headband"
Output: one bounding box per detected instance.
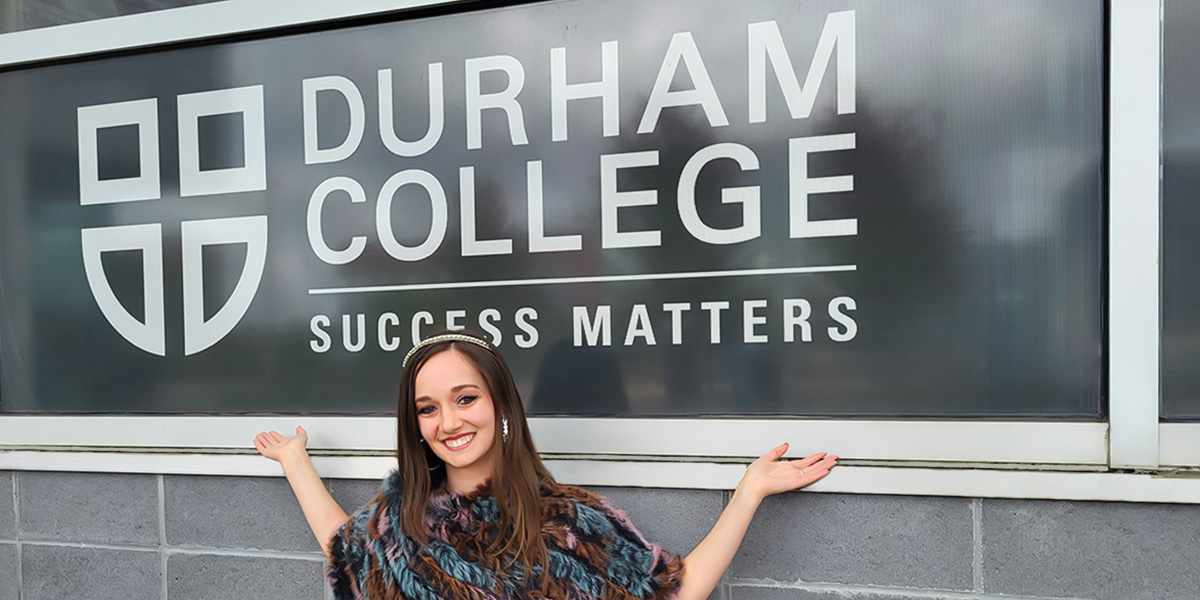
[402,333,493,368]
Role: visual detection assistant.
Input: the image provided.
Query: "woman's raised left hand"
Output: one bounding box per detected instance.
[738,443,837,504]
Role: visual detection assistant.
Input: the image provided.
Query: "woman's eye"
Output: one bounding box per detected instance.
[417,405,435,416]
[458,394,479,405]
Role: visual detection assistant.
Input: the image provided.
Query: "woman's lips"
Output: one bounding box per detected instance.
[442,432,475,451]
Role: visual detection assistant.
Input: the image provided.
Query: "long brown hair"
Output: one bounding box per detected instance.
[395,329,554,570]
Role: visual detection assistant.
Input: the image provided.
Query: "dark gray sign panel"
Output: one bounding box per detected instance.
[1163,0,1200,421]
[0,0,1104,416]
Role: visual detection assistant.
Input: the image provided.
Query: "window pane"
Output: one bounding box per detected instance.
[1162,0,1200,421]
[0,0,1104,416]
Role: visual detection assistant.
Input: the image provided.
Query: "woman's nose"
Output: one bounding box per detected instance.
[441,408,463,431]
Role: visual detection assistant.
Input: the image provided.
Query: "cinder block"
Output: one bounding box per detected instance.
[18,472,158,545]
[165,475,320,552]
[983,498,1200,600]
[328,477,382,517]
[0,472,14,540]
[0,543,17,600]
[167,553,325,600]
[730,493,972,591]
[586,487,723,557]
[728,586,928,600]
[21,544,159,600]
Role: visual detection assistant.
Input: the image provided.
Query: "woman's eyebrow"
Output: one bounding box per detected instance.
[415,384,480,403]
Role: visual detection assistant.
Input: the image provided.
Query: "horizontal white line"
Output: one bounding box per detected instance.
[726,580,1092,600]
[167,546,325,561]
[6,450,1200,503]
[20,540,159,552]
[551,462,1200,504]
[307,265,857,295]
[17,540,326,561]
[0,418,1105,464]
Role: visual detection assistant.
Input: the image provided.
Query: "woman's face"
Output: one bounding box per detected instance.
[414,349,499,483]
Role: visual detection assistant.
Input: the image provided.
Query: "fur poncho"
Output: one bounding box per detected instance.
[327,471,684,600]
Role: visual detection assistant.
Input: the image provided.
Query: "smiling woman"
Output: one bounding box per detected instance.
[412,350,500,487]
[254,329,837,600]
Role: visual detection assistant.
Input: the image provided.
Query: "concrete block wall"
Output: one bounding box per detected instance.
[3,469,1200,600]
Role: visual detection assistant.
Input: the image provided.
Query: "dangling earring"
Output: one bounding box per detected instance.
[502,416,510,443]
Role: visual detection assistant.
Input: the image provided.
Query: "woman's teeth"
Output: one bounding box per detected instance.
[445,433,474,449]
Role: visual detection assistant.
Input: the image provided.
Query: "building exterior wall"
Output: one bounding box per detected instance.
[4,469,1200,600]
[0,2,1194,600]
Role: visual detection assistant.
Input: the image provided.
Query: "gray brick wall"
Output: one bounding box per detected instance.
[983,499,1200,599]
[166,554,325,600]
[731,493,974,591]
[164,475,322,553]
[0,543,17,600]
[19,472,158,545]
[3,469,1200,600]
[21,545,160,600]
[0,471,14,541]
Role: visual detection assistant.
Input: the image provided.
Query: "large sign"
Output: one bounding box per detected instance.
[0,0,1104,416]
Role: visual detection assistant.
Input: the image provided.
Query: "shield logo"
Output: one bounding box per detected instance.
[77,85,268,356]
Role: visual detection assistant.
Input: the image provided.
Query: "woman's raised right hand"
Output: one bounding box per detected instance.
[254,426,309,463]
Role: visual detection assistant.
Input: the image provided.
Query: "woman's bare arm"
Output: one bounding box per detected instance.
[676,444,837,600]
[253,426,349,557]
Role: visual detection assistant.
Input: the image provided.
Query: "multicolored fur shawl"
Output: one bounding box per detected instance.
[327,471,684,600]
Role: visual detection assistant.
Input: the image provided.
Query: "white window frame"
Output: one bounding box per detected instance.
[2,0,1196,504]
[1154,0,1200,470]
[1109,0,1163,470]
[1110,0,1200,472]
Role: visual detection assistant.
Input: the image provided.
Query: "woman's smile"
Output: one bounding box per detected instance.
[442,432,476,450]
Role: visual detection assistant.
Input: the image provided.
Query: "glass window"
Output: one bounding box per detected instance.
[1161,0,1200,421]
[0,0,1104,417]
